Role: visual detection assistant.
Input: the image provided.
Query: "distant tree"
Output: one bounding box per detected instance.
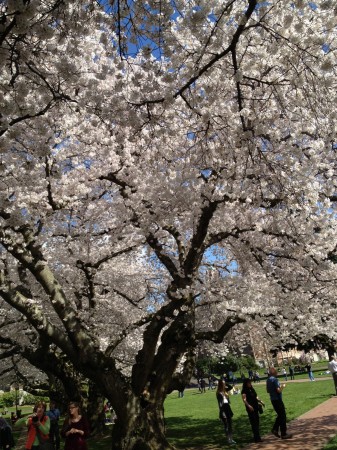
[0,318,106,433]
[238,356,259,372]
[195,356,219,377]
[282,334,336,360]
[0,392,17,408]
[213,354,258,377]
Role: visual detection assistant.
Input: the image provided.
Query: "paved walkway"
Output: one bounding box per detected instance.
[242,395,337,450]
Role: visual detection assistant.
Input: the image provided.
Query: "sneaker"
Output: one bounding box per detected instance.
[228,439,236,444]
[271,429,280,438]
[281,434,293,440]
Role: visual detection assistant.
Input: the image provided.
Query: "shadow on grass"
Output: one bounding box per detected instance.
[166,394,337,450]
[298,394,331,400]
[166,413,276,448]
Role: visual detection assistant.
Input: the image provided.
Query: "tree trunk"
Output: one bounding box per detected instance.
[86,382,106,435]
[110,402,174,450]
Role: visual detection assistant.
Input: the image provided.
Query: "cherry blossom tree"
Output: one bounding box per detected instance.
[1,1,337,448]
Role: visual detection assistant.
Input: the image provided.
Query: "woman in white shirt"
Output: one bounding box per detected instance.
[216,379,235,445]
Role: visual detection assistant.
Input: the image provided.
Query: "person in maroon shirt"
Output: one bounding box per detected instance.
[61,402,90,450]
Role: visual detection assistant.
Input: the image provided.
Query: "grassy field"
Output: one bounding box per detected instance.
[165,379,334,448]
[232,360,331,383]
[6,377,335,449]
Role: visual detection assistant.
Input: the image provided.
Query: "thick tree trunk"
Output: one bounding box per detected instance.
[106,303,196,449]
[110,403,174,450]
[86,382,106,435]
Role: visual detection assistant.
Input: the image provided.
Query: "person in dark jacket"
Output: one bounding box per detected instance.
[0,417,15,450]
[241,378,264,443]
[47,401,61,450]
[61,402,90,450]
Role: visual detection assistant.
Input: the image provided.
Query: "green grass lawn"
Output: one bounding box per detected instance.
[165,379,334,448]
[6,378,335,449]
[233,360,331,383]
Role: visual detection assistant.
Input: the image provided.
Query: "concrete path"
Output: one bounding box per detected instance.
[242,396,337,450]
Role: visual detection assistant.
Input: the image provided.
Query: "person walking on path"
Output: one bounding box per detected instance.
[328,356,337,396]
[241,378,264,443]
[289,365,295,380]
[266,367,292,440]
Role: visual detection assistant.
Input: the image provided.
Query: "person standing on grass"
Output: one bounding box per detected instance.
[216,379,235,445]
[200,378,206,393]
[281,367,287,381]
[178,385,185,398]
[47,400,61,450]
[328,356,337,396]
[0,417,15,450]
[208,375,214,390]
[289,365,295,380]
[15,400,51,450]
[241,379,264,443]
[61,402,90,450]
[305,363,315,381]
[266,367,292,440]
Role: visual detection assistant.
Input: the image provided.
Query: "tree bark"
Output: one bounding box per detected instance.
[86,382,106,435]
[110,401,174,450]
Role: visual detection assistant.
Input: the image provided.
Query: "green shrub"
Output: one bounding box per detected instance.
[0,392,17,407]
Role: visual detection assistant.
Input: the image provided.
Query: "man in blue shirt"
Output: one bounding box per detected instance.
[266,367,293,440]
[46,400,61,450]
